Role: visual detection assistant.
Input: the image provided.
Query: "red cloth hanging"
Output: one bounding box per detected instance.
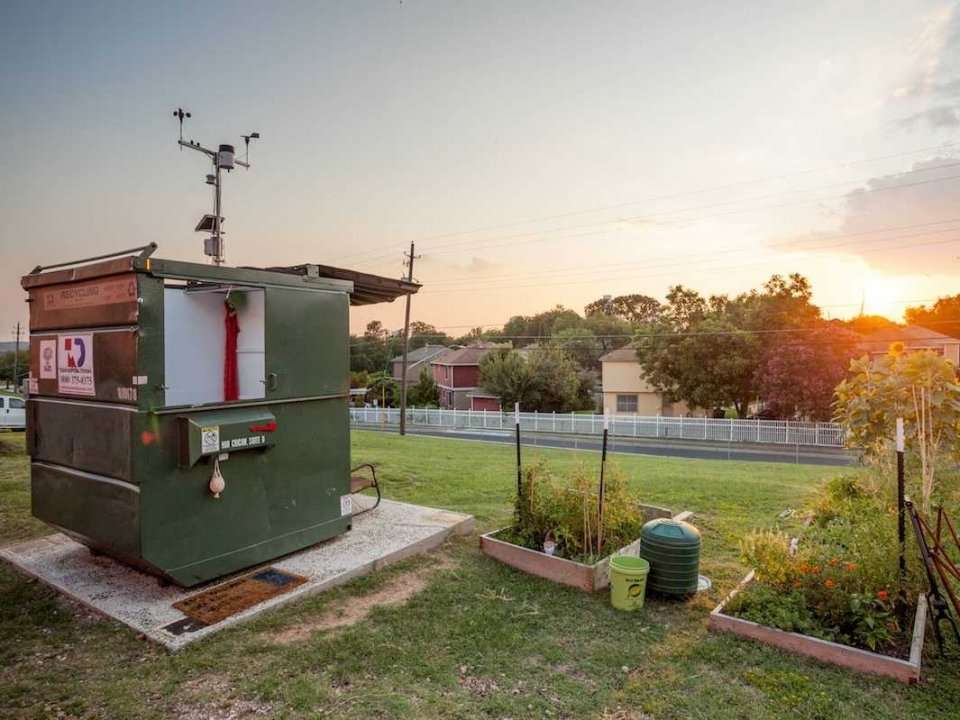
[224,301,240,401]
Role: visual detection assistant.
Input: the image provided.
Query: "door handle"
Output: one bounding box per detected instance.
[262,373,278,391]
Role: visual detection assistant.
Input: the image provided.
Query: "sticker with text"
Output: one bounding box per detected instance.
[57,334,95,396]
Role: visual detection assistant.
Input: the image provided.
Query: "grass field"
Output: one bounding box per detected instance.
[1,430,958,719]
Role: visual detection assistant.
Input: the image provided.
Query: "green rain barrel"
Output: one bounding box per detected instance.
[638,518,701,597]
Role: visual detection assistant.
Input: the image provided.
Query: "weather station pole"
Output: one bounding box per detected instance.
[398,241,418,436]
[172,108,258,266]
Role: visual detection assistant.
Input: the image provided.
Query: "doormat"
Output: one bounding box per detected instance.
[173,568,308,625]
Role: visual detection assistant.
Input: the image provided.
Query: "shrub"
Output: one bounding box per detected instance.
[834,349,960,514]
[733,473,923,652]
[739,530,794,589]
[507,460,643,563]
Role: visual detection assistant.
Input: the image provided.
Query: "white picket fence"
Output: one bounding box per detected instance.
[350,407,846,448]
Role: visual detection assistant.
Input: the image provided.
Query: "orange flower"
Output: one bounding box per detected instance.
[798,563,810,575]
[877,590,889,601]
[810,565,821,575]
[824,579,835,589]
[829,558,839,567]
[845,562,857,572]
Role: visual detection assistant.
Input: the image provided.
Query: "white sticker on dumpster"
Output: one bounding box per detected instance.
[57,333,95,396]
[39,339,57,379]
[340,495,352,516]
[200,426,220,454]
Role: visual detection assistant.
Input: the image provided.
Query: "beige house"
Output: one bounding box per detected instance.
[858,325,960,365]
[599,347,691,417]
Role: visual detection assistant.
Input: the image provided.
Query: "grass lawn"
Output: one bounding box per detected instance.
[1,429,958,719]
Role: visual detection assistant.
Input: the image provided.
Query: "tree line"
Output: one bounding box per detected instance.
[350,276,960,420]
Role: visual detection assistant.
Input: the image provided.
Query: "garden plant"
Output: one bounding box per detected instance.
[499,460,644,563]
[728,346,960,657]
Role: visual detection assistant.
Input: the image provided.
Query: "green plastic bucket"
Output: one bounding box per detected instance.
[608,555,650,611]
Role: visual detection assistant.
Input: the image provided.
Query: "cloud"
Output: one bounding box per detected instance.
[899,105,960,130]
[781,157,960,274]
[418,254,503,275]
[892,6,960,131]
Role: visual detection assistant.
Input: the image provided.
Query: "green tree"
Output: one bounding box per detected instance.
[479,349,537,408]
[636,274,824,416]
[755,324,861,420]
[843,314,898,335]
[351,320,391,373]
[551,327,600,370]
[526,346,583,411]
[407,367,439,407]
[585,294,663,325]
[502,305,582,347]
[905,294,960,339]
[367,370,399,407]
[835,348,960,514]
[0,350,29,387]
[582,312,633,357]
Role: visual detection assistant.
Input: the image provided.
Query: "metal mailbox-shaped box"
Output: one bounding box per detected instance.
[22,250,417,586]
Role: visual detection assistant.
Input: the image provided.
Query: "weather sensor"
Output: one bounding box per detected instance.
[172,107,260,265]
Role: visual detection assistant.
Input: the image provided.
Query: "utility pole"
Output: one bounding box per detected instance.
[11,322,21,392]
[398,241,420,436]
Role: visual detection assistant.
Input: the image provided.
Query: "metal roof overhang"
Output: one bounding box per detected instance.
[253,264,421,306]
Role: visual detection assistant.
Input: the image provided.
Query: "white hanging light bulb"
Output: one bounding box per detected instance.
[209,456,226,498]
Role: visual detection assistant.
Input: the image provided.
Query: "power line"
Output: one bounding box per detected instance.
[331,140,959,265]
[410,165,960,262]
[417,235,960,295]
[356,300,949,332]
[422,217,960,288]
[351,320,960,343]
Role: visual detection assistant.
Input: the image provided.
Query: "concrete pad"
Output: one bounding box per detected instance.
[0,497,474,651]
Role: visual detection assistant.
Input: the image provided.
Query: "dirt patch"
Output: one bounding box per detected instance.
[458,673,500,697]
[270,555,455,645]
[598,709,655,720]
[173,698,274,720]
[173,675,274,720]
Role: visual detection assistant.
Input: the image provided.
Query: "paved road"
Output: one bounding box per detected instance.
[353,423,860,466]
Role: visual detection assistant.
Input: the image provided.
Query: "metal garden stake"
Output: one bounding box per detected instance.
[597,412,609,556]
[897,417,907,615]
[515,402,522,499]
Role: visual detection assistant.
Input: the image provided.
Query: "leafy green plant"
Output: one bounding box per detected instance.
[726,586,821,637]
[732,473,924,653]
[506,460,643,563]
[835,348,960,514]
[848,593,898,651]
[739,530,794,589]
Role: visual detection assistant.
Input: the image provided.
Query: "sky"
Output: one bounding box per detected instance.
[1,0,960,338]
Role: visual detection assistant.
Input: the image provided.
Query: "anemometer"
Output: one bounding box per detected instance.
[173,107,260,265]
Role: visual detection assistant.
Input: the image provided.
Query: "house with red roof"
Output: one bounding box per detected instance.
[430,344,502,410]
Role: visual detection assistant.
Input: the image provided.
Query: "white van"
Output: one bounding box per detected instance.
[0,394,26,430]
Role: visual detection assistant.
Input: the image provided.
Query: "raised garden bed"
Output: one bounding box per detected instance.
[480,504,688,592]
[708,570,928,684]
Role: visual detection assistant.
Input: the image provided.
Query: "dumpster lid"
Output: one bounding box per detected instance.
[251,263,421,306]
